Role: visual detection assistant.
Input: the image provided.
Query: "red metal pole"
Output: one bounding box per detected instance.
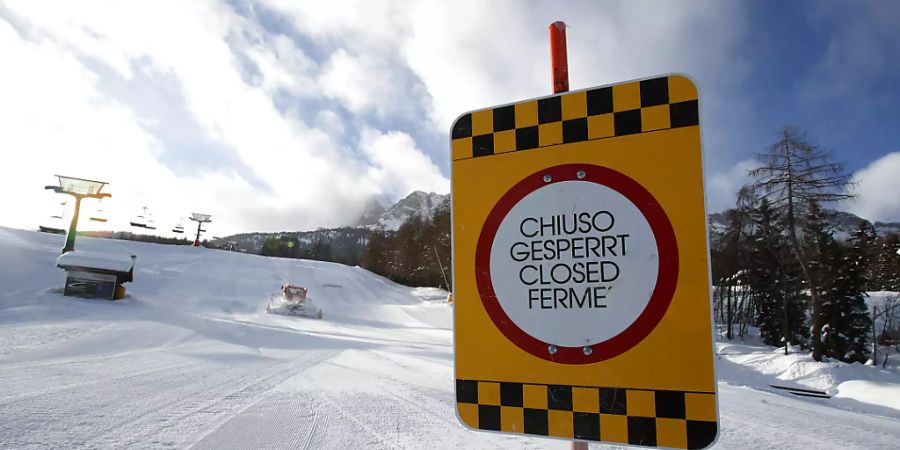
[194,221,202,247]
[549,21,569,94]
[552,20,580,450]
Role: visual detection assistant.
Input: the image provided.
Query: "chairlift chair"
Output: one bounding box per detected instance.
[39,226,66,234]
[172,218,185,234]
[144,209,157,230]
[41,201,67,234]
[90,204,108,223]
[50,201,67,219]
[130,206,150,229]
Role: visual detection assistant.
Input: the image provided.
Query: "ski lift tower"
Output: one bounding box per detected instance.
[45,175,111,254]
[189,212,212,247]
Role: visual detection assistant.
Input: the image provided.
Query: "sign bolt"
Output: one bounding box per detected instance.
[548,344,558,355]
[577,169,586,179]
[543,174,553,183]
[582,346,593,356]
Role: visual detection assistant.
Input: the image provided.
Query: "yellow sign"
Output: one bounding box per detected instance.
[451,75,718,449]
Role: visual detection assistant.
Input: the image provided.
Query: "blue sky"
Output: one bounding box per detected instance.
[737,1,900,173]
[0,0,898,235]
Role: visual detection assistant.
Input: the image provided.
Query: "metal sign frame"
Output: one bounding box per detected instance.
[190,213,212,223]
[451,74,718,449]
[54,175,108,196]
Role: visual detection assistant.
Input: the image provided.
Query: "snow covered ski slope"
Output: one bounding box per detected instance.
[1,227,898,449]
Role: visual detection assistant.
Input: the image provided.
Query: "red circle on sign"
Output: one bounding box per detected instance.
[474,164,679,364]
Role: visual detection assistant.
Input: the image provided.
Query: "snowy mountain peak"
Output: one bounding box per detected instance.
[355,197,387,227]
[373,191,448,231]
[708,208,900,244]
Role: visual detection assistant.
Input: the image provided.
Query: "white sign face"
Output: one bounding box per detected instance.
[489,180,659,347]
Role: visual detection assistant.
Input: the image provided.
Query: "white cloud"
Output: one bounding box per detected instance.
[319,49,397,117]
[359,128,449,200]
[402,0,545,132]
[403,0,750,143]
[0,16,176,233]
[0,0,758,237]
[259,0,411,49]
[314,110,345,140]
[240,32,318,98]
[706,160,758,213]
[845,152,900,223]
[0,0,449,235]
[262,0,750,151]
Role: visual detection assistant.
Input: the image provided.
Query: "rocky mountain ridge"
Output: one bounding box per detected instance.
[217,191,449,255]
[707,208,900,245]
[218,192,897,255]
[356,191,448,231]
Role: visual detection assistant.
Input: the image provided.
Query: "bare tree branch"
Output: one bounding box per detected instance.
[741,126,857,362]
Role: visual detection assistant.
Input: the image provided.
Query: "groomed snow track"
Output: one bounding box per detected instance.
[0,227,898,449]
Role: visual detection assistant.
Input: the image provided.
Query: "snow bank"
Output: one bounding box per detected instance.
[3,226,899,449]
[717,336,900,419]
[56,250,134,272]
[410,286,450,303]
[834,380,900,412]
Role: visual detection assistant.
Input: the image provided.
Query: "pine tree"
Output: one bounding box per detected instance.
[394,215,426,285]
[308,234,332,261]
[419,199,452,289]
[260,236,295,257]
[362,231,391,277]
[802,201,831,354]
[713,189,754,340]
[872,234,900,291]
[360,199,452,289]
[890,234,900,290]
[430,198,452,287]
[849,221,879,291]
[747,200,779,346]
[801,202,869,362]
[260,237,281,257]
[747,199,808,349]
[828,228,873,362]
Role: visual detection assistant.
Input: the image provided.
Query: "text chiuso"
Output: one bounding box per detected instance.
[506,211,631,310]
